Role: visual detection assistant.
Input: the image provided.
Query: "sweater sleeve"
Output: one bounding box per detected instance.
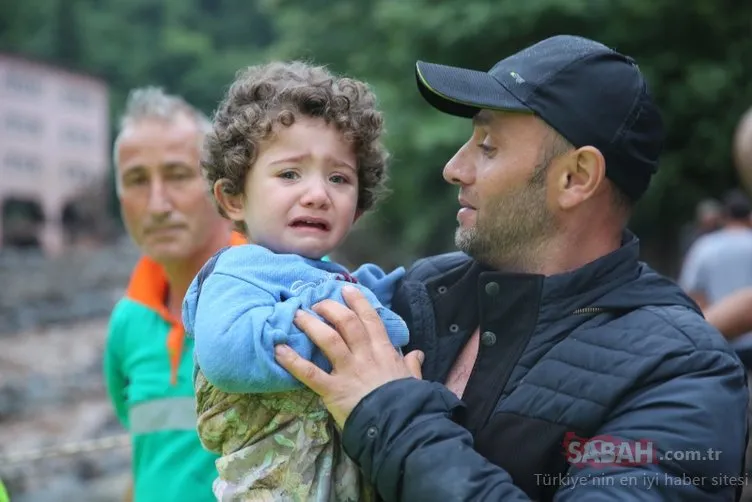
[350,264,405,308]
[184,246,409,394]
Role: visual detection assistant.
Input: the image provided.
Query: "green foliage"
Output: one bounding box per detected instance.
[2,0,275,121]
[2,0,751,268]
[256,0,752,266]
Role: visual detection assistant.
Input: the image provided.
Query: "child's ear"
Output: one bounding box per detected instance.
[213,179,246,222]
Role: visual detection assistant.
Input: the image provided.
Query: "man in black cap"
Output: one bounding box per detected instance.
[275,35,748,501]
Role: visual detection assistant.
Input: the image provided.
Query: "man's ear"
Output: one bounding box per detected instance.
[554,146,606,210]
[213,179,246,222]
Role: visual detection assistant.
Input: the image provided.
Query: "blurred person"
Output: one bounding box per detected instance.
[702,106,752,502]
[698,198,725,231]
[104,87,243,502]
[679,189,752,317]
[734,107,752,194]
[274,35,749,501]
[678,198,723,258]
[705,107,752,343]
[182,61,407,501]
[706,287,752,344]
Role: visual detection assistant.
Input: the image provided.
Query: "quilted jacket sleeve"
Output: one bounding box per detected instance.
[342,378,533,501]
[555,346,748,501]
[342,345,748,501]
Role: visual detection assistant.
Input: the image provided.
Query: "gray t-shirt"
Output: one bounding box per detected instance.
[679,227,752,348]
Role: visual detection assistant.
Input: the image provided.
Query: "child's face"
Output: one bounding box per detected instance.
[223,116,360,259]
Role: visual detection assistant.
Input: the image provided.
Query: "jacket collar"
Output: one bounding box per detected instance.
[124,231,247,323]
[436,231,643,323]
[538,231,641,314]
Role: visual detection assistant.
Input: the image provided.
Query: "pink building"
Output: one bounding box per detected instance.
[0,53,109,255]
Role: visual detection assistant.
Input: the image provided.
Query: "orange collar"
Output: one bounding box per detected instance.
[124,232,246,384]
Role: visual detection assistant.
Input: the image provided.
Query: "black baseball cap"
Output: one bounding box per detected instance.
[415,35,664,201]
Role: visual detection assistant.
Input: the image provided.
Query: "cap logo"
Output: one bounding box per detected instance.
[510,71,525,84]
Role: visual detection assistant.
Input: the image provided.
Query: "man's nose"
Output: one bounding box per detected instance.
[443,142,475,186]
[147,179,173,216]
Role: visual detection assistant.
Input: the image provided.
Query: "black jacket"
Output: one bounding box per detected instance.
[342,235,748,501]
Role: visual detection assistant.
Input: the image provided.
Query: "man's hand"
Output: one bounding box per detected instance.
[274,285,424,428]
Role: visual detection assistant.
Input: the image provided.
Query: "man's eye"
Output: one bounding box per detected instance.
[124,176,147,186]
[167,171,193,180]
[477,143,496,156]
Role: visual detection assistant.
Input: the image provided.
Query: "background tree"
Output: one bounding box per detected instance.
[2,0,750,274]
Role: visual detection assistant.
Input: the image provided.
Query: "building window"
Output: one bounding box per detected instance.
[3,152,42,173]
[5,70,42,95]
[61,87,91,108]
[4,113,42,135]
[64,164,90,183]
[60,126,93,145]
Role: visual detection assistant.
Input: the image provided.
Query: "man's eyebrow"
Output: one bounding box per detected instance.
[472,110,494,127]
[121,165,147,176]
[162,161,192,170]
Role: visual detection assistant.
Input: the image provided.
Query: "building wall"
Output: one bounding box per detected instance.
[0,54,109,255]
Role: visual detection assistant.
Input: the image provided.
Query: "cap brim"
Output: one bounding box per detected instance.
[416,61,530,118]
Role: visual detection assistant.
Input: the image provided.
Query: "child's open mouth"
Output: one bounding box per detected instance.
[290,218,331,231]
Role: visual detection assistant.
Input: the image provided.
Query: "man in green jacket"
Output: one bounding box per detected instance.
[104,86,242,501]
[0,479,9,502]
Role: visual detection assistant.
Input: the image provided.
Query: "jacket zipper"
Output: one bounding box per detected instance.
[572,307,607,315]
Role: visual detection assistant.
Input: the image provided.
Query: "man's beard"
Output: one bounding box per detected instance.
[455,166,557,271]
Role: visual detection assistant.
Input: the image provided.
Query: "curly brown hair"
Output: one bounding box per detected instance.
[203,61,390,232]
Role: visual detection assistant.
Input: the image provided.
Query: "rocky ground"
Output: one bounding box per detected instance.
[0,319,132,502]
[0,242,141,502]
[0,239,140,335]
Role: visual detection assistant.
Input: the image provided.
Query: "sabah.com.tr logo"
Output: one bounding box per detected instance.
[563,432,722,468]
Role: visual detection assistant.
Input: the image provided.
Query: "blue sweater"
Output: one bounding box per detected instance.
[182,244,409,394]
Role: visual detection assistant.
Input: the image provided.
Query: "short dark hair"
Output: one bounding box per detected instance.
[723,189,751,220]
[536,125,633,214]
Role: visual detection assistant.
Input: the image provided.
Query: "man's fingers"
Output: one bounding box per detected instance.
[404,350,424,379]
[312,293,370,351]
[341,286,403,358]
[342,285,386,331]
[293,310,351,365]
[274,344,335,396]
